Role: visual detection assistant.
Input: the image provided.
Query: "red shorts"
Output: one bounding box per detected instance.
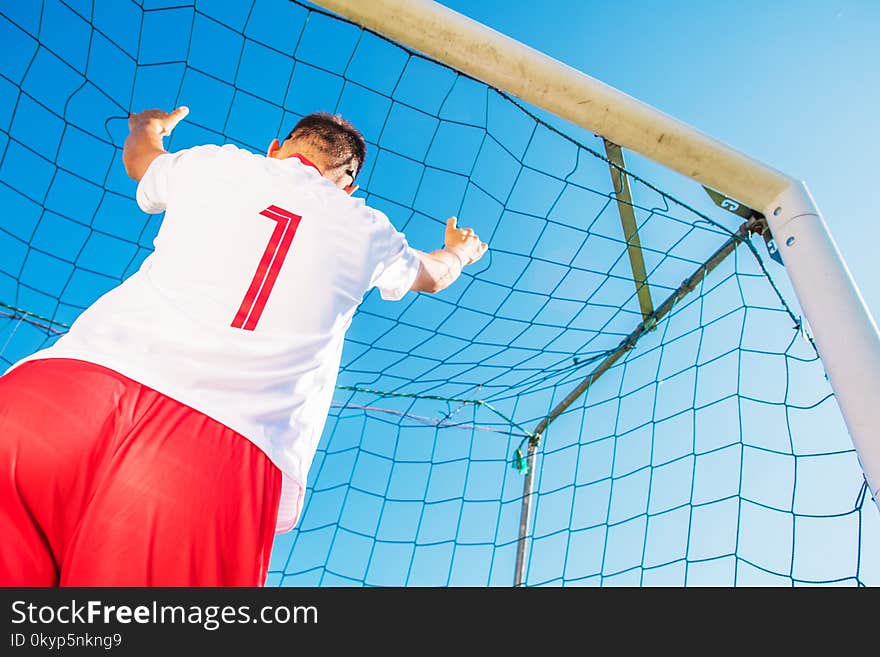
[0,358,281,586]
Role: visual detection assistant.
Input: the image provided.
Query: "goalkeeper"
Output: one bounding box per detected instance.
[0,107,487,586]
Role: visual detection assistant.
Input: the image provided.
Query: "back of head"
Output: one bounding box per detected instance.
[286,112,367,188]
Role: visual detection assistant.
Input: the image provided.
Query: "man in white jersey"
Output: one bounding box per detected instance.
[0,106,487,586]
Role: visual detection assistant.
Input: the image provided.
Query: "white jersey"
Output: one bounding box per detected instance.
[11,144,421,532]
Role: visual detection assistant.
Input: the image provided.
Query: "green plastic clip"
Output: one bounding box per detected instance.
[513,448,529,475]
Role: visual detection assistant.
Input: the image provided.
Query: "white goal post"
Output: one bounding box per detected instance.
[310,0,880,510]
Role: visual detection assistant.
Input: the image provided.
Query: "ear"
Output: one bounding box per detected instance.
[343,184,359,196]
[266,138,281,158]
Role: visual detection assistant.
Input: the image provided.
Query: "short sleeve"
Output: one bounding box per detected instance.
[135,145,222,214]
[369,211,421,301]
[135,152,176,214]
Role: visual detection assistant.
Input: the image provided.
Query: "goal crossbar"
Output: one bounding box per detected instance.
[312,0,880,521]
[311,0,792,212]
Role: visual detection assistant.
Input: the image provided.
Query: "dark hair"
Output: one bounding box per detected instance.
[286,112,367,182]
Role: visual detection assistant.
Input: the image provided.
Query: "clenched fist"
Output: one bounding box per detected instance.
[444,217,488,267]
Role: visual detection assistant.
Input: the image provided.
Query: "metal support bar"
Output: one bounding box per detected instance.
[514,440,538,587]
[533,224,748,439]
[512,223,750,586]
[604,139,654,320]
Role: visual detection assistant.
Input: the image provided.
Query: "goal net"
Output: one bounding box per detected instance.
[0,0,877,586]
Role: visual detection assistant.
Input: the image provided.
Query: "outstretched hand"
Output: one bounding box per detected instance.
[444,217,488,266]
[123,106,189,182]
[128,106,190,137]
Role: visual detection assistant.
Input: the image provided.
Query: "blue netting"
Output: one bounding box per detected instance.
[1,0,877,586]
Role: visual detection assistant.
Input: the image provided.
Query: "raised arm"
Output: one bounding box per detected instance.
[410,217,488,294]
[122,106,189,182]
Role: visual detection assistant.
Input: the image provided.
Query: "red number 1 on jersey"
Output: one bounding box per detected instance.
[231,205,301,331]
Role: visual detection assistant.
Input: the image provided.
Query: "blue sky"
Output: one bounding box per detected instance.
[0,0,877,586]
